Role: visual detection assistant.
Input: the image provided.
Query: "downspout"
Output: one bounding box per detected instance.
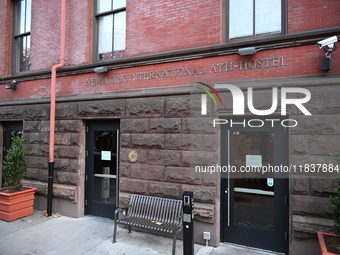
[48,0,66,216]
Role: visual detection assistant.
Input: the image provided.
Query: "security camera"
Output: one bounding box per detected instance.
[5,80,17,90]
[317,36,338,50]
[5,84,16,90]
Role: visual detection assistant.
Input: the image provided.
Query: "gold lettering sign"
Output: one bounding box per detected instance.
[85,56,288,85]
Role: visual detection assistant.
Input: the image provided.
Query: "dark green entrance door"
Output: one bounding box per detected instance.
[221,118,288,253]
[85,120,120,219]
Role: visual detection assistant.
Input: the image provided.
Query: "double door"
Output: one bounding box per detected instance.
[221,119,288,253]
[85,120,120,219]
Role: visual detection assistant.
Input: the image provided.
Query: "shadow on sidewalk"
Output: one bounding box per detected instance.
[0,210,204,255]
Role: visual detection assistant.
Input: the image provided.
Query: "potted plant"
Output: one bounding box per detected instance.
[317,152,340,255]
[0,135,37,221]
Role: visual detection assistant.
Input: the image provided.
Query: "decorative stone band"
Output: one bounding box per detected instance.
[21,180,77,202]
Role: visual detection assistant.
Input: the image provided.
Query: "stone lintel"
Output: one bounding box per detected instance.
[21,179,77,201]
[293,215,334,239]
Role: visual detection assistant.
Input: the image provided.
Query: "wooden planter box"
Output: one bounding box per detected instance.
[318,231,340,255]
[0,186,38,222]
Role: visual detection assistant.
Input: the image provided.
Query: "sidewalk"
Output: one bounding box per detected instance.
[0,211,282,255]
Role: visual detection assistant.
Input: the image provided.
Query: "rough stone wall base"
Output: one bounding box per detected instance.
[33,195,83,218]
[291,238,319,255]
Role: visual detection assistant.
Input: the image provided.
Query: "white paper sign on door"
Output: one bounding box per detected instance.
[246,155,262,166]
[101,151,111,161]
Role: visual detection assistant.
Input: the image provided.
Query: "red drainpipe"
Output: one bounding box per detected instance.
[48,0,66,216]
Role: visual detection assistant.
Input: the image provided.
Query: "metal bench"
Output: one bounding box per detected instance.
[113,194,183,255]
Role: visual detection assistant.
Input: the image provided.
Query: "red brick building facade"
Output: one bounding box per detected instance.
[1,1,340,254]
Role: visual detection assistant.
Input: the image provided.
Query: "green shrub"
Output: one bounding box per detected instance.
[329,152,340,235]
[2,135,28,192]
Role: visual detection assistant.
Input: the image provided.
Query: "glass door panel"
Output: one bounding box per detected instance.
[93,130,117,205]
[233,132,274,230]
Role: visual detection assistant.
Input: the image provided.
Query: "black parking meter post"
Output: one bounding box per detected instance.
[182,191,194,255]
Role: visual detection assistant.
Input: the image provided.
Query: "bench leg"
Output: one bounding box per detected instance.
[172,232,177,255]
[113,221,117,243]
[113,208,119,243]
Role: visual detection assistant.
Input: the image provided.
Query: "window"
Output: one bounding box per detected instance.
[95,0,126,61]
[229,0,283,40]
[12,0,31,73]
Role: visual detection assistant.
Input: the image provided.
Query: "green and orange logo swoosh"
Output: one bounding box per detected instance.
[196,82,223,106]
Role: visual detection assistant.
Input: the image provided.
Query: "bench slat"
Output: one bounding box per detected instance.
[124,195,183,223]
[123,195,183,227]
